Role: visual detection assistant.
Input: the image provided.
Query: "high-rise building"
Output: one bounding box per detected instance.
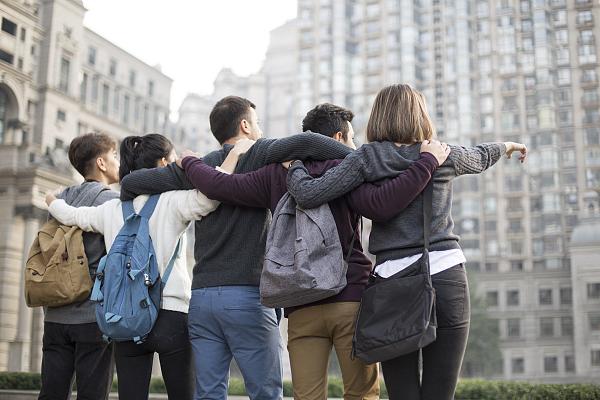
[0,0,172,372]
[294,0,600,382]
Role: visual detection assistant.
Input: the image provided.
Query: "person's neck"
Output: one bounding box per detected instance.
[84,173,111,186]
[222,133,248,146]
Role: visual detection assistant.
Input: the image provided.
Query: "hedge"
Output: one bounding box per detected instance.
[2,372,600,399]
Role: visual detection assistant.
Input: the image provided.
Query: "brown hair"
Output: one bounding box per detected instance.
[366,84,436,144]
[68,132,117,177]
[209,96,256,144]
[302,103,354,140]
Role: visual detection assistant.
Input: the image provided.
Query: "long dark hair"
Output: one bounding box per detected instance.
[119,133,174,180]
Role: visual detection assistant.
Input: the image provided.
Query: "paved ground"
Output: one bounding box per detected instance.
[0,391,300,400]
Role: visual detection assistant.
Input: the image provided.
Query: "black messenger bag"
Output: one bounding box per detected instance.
[352,183,437,364]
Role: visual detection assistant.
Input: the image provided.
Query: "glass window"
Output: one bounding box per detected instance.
[592,350,600,367]
[1,18,17,35]
[577,10,593,25]
[539,289,553,305]
[109,59,117,77]
[588,283,600,299]
[507,290,520,306]
[540,317,555,337]
[486,291,499,306]
[560,287,572,305]
[91,75,99,102]
[88,47,96,65]
[101,84,109,115]
[582,69,598,83]
[0,89,7,143]
[511,260,524,271]
[589,313,600,331]
[56,109,66,122]
[59,57,70,93]
[544,356,558,373]
[511,358,524,374]
[123,95,130,124]
[507,318,521,337]
[80,73,88,103]
[565,355,575,372]
[561,316,573,336]
[129,70,136,88]
[557,69,571,85]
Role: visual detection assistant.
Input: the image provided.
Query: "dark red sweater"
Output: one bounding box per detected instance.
[181,153,438,315]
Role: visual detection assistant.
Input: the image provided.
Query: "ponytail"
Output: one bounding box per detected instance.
[119,133,174,180]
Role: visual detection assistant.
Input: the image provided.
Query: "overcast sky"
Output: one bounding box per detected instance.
[83,0,297,116]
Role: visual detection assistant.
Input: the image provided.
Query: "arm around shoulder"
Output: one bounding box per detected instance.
[48,199,112,234]
[119,163,194,201]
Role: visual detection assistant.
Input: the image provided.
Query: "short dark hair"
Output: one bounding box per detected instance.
[68,133,117,177]
[209,96,256,144]
[302,103,354,139]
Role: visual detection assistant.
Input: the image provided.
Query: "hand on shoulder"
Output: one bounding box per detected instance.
[420,139,451,166]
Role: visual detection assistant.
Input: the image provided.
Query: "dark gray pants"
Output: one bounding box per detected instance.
[39,322,114,400]
[381,264,470,400]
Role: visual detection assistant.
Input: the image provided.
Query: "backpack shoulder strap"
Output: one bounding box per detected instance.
[161,237,182,289]
[138,195,160,219]
[121,200,136,222]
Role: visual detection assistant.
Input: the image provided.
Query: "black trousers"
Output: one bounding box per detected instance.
[382,264,471,400]
[114,310,193,400]
[39,322,114,400]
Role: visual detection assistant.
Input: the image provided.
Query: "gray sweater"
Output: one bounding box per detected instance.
[44,182,118,324]
[287,141,507,263]
[119,132,360,289]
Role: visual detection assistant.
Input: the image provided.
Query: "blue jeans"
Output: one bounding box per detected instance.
[188,286,283,400]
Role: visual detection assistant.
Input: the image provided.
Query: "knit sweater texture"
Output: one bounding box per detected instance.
[181,153,438,314]
[119,132,352,289]
[44,182,118,324]
[287,141,507,263]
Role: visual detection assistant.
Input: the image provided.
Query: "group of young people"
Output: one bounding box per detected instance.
[38,83,527,400]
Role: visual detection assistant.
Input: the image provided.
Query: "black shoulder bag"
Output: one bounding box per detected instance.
[352,183,437,364]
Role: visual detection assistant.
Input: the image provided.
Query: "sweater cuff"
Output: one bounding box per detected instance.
[419,152,440,169]
[181,156,198,171]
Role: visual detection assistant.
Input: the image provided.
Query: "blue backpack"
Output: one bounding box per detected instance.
[90,195,181,343]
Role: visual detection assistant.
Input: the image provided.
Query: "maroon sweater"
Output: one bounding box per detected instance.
[181,153,439,315]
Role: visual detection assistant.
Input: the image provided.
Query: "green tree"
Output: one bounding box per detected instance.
[461,273,502,378]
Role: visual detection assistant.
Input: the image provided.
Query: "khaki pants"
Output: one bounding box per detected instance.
[287,302,379,400]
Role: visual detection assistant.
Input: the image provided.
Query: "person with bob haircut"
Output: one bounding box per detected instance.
[44,133,253,400]
[285,84,528,400]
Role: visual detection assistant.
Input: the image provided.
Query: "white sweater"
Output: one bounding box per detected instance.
[48,191,219,313]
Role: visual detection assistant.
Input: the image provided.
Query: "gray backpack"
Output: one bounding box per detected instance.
[260,192,356,308]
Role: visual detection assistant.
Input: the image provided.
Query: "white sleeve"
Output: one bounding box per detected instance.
[48,199,114,234]
[165,190,220,223]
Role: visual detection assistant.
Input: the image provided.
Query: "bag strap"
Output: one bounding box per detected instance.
[345,216,361,262]
[138,194,160,219]
[161,237,182,289]
[423,182,433,251]
[121,200,135,221]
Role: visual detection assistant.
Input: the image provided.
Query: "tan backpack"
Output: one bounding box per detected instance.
[25,218,93,307]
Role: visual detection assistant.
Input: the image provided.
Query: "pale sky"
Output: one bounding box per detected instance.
[83,0,297,116]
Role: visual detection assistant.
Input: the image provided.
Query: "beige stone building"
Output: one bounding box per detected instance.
[0,0,171,373]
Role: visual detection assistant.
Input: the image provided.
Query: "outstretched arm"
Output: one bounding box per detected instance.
[182,157,272,209]
[46,194,111,234]
[347,153,438,221]
[260,132,352,165]
[447,142,525,176]
[287,140,450,209]
[119,163,193,201]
